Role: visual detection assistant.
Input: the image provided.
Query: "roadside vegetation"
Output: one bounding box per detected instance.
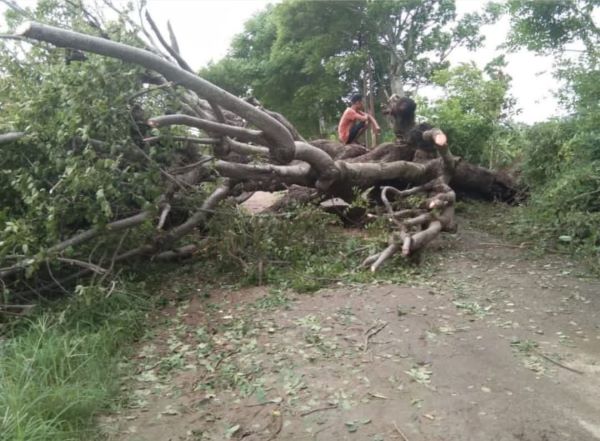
[0,284,154,441]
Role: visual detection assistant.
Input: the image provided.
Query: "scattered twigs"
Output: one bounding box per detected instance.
[478,242,530,249]
[245,398,282,408]
[266,409,283,441]
[367,392,388,399]
[363,321,388,352]
[56,257,107,274]
[535,351,585,375]
[300,403,338,417]
[393,421,411,441]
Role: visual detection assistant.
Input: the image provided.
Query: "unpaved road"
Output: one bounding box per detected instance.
[102,216,600,441]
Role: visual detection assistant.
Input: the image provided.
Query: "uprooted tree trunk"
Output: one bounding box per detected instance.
[0,18,521,296]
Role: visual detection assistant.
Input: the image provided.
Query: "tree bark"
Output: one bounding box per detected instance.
[1,20,522,293]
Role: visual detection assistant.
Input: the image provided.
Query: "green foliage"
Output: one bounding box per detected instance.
[420,60,519,167]
[520,119,578,189]
[0,55,154,235]
[503,0,599,57]
[203,204,418,292]
[515,64,599,265]
[201,0,492,137]
[0,283,153,441]
[0,2,200,292]
[501,0,600,268]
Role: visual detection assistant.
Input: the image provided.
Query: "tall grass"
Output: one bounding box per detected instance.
[0,285,152,441]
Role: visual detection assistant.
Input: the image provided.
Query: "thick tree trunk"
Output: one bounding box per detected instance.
[0,20,522,292]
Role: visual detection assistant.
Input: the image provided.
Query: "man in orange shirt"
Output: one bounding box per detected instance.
[338,94,381,144]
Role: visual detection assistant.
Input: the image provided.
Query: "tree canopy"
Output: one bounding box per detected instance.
[503,0,599,57]
[201,0,494,136]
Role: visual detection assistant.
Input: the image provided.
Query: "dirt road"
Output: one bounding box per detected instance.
[102,215,600,441]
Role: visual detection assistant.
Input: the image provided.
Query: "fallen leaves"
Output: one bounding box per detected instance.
[345,418,371,433]
[405,365,433,385]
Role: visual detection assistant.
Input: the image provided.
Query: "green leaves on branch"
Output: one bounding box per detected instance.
[502,0,599,59]
[419,60,519,168]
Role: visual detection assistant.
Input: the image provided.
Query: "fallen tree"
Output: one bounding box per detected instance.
[0,7,520,298]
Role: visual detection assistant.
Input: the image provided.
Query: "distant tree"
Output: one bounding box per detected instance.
[201,0,495,137]
[503,0,599,58]
[420,58,518,167]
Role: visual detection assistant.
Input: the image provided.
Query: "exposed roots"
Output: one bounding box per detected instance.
[361,134,458,272]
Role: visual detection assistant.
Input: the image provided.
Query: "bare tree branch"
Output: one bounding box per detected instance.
[214,161,312,185]
[144,10,193,72]
[0,211,150,279]
[0,132,25,144]
[148,114,266,144]
[166,21,180,55]
[143,135,221,145]
[166,180,231,241]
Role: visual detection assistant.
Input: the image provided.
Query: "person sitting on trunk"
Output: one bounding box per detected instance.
[337,94,380,144]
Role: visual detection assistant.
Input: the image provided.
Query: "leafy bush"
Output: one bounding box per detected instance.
[0,2,202,298]
[513,67,600,267]
[520,119,578,189]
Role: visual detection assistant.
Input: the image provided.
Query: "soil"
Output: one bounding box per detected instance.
[101,211,600,441]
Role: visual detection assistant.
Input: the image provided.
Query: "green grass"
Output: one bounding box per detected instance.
[0,284,154,441]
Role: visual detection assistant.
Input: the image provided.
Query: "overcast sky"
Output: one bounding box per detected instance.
[1,0,561,123]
